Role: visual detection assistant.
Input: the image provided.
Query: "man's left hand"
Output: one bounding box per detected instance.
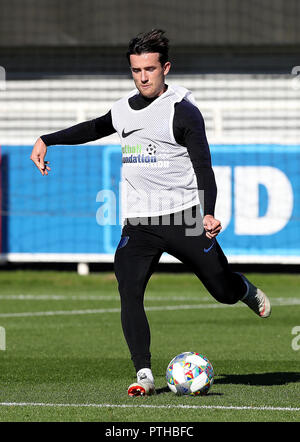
[203,215,222,238]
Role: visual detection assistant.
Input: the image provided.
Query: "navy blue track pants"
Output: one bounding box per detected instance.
[114,205,246,372]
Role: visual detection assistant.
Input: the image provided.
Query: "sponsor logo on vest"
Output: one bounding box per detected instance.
[122,144,142,154]
[122,143,169,168]
[122,154,157,164]
[122,128,143,138]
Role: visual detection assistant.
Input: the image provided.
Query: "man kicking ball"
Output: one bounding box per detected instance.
[31,29,271,397]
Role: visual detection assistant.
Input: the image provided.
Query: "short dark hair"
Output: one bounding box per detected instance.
[126,29,169,66]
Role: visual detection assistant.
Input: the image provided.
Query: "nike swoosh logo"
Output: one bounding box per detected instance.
[204,238,216,253]
[122,128,143,138]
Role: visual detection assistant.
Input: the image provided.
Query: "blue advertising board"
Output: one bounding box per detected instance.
[1,144,299,263]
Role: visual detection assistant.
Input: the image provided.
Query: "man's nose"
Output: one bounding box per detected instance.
[141,70,149,83]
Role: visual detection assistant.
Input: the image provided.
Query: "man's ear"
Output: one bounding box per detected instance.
[163,61,171,76]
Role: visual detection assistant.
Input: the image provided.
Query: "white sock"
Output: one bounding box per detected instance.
[137,368,154,383]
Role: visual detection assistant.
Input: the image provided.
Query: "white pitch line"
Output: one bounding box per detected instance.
[0,294,298,304]
[0,294,212,301]
[0,298,299,318]
[0,402,299,412]
[0,307,121,318]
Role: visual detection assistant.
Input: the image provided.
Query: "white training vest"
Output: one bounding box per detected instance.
[111,85,200,218]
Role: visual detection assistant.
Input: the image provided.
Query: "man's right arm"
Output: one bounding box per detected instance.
[40,110,115,146]
[31,110,115,175]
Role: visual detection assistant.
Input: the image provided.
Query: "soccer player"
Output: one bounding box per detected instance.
[30,29,271,397]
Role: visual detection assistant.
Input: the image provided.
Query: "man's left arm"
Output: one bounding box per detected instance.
[173,100,222,238]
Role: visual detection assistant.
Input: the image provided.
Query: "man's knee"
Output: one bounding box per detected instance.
[116,274,146,303]
[204,273,241,305]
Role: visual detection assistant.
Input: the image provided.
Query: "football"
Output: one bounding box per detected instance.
[166,352,214,396]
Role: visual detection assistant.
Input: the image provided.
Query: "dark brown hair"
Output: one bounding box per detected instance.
[126,29,169,66]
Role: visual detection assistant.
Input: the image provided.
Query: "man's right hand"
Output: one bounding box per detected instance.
[30,138,51,176]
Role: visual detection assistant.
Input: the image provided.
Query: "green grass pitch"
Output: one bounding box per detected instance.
[0,270,299,422]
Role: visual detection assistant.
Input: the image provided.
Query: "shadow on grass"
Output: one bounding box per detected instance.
[216,372,300,386]
[2,356,298,392]
[155,386,223,396]
[155,386,171,395]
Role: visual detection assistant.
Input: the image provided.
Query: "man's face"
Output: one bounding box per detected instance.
[129,52,171,98]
